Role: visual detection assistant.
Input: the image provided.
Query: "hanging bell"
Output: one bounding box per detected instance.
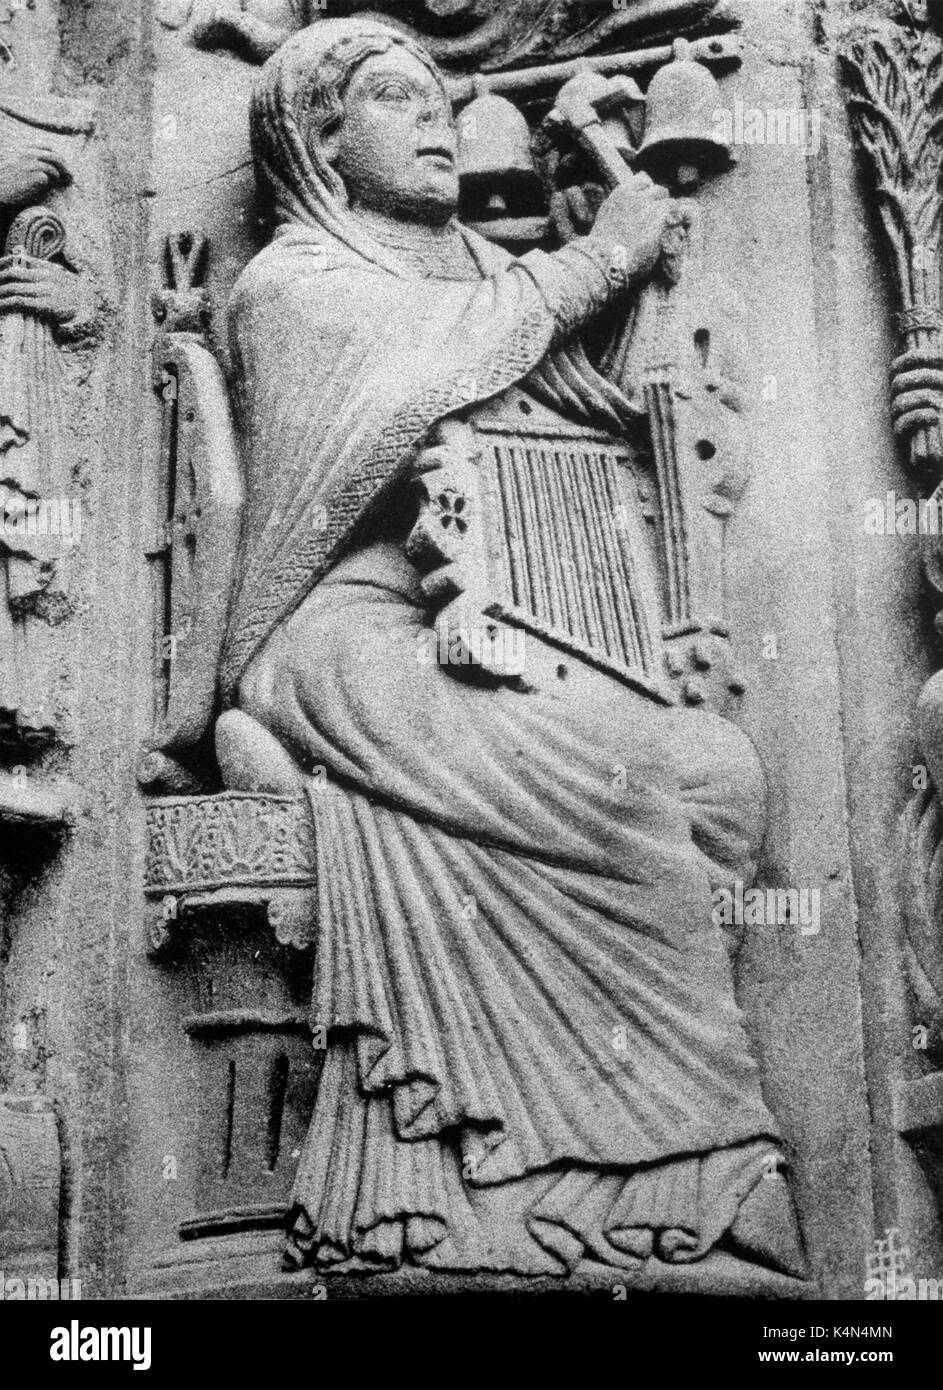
[635,38,732,184]
[458,90,543,219]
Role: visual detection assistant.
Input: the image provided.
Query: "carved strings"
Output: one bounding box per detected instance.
[492,440,656,675]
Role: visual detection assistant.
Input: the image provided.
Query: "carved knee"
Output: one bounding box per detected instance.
[215,708,306,794]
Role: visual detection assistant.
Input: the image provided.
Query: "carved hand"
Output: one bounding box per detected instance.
[0,254,93,328]
[588,172,683,283]
[0,146,69,211]
[891,348,943,446]
[549,179,607,244]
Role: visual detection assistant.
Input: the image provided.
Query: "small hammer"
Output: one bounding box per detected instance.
[544,69,644,191]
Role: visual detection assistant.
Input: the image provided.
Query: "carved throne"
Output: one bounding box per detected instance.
[138,230,321,1258]
[141,230,316,955]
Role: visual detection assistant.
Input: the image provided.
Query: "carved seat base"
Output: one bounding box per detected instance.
[144,791,318,954]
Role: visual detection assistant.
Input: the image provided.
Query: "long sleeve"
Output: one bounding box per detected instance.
[513,237,630,345]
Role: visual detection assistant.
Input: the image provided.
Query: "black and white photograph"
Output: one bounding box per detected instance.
[0,0,940,1367]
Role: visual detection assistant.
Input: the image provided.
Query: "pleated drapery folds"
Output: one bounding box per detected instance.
[229,17,803,1278]
[238,544,794,1277]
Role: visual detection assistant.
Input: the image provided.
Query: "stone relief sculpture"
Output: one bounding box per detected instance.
[1,0,942,1317]
[0,1094,60,1284]
[0,45,109,820]
[146,16,809,1283]
[0,9,108,1310]
[181,0,734,72]
[843,9,943,1140]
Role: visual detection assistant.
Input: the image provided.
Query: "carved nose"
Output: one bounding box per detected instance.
[418,104,451,133]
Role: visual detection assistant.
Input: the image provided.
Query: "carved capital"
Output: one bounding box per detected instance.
[144,793,318,955]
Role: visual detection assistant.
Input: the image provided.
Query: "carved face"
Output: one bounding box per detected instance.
[322,47,459,225]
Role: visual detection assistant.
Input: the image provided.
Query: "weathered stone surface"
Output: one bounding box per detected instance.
[0,1094,60,1280]
[3,0,943,1305]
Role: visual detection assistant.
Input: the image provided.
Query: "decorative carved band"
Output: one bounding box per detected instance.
[144,793,317,897]
[898,307,943,335]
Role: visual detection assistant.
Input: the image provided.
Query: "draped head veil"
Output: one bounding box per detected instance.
[220,19,559,701]
[250,18,453,271]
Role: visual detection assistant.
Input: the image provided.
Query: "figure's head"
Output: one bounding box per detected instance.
[312,40,457,223]
[252,21,459,230]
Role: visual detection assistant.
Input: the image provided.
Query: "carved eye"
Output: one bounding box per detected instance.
[376,82,413,105]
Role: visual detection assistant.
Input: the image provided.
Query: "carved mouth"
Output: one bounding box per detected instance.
[418,146,455,167]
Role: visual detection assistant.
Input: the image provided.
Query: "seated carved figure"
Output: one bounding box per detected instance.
[215,17,806,1278]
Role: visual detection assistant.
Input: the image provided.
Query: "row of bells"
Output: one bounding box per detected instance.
[458,38,730,203]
